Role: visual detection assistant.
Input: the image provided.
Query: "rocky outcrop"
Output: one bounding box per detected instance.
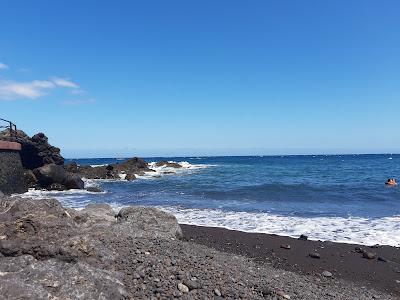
[0,196,183,299]
[0,129,87,191]
[33,164,84,191]
[0,129,64,170]
[113,157,153,177]
[72,157,153,181]
[70,164,117,179]
[117,206,183,239]
[155,160,182,168]
[0,196,394,300]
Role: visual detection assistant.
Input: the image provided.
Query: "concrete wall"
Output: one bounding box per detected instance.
[0,150,27,194]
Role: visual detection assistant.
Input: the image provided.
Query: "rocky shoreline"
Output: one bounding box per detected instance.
[0,195,397,299]
[0,129,182,194]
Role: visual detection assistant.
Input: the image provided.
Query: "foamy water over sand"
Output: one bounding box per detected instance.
[21,155,400,246]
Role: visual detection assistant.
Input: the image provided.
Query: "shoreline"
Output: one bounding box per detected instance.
[181,224,400,295]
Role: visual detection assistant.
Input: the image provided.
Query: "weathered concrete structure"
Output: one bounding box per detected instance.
[0,141,27,194]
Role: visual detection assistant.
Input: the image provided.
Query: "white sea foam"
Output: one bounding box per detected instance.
[89,164,107,167]
[158,206,400,247]
[17,187,400,246]
[135,161,215,180]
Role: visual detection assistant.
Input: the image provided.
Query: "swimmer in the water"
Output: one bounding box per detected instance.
[385,178,397,186]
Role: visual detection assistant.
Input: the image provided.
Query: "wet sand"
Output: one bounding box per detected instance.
[182,224,400,295]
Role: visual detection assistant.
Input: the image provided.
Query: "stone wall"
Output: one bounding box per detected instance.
[0,150,27,194]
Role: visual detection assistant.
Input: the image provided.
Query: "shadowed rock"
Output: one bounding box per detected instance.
[155,161,182,168]
[33,164,84,190]
[0,129,64,170]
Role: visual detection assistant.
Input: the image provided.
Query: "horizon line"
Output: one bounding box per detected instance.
[64,153,399,160]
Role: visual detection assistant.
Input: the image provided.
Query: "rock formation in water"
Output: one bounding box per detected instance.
[1,127,184,193]
[0,129,82,192]
[67,157,155,181]
[0,129,64,169]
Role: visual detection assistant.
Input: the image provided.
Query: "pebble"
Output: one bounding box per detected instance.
[184,280,200,290]
[178,283,189,293]
[299,234,308,241]
[214,288,222,296]
[322,271,332,277]
[377,256,387,262]
[276,289,290,299]
[280,244,291,250]
[309,252,321,259]
[355,247,364,253]
[362,252,377,259]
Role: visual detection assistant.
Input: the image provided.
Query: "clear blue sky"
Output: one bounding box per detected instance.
[1,1,399,157]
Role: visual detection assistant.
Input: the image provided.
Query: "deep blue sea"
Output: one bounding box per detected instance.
[24,155,400,246]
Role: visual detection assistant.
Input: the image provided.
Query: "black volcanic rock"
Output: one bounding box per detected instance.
[64,174,84,190]
[65,162,79,173]
[76,165,115,179]
[0,129,64,170]
[33,164,84,190]
[113,157,151,175]
[155,160,182,168]
[76,158,152,180]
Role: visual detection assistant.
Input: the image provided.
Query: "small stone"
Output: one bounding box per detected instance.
[355,247,364,253]
[276,290,290,299]
[309,252,321,259]
[362,252,377,259]
[86,186,103,193]
[326,292,336,297]
[299,234,308,241]
[377,256,387,262]
[184,280,200,290]
[144,251,150,255]
[214,288,222,296]
[280,244,291,250]
[322,270,332,277]
[178,283,189,293]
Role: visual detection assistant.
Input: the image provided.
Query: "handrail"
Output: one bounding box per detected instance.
[0,118,18,141]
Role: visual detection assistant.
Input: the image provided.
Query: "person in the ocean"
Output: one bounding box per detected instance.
[385,178,397,186]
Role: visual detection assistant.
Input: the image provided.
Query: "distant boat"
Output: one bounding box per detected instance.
[388,157,393,160]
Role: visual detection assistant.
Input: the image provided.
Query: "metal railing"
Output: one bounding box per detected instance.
[0,118,18,141]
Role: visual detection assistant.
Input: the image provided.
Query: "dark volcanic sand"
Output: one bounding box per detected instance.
[181,224,400,295]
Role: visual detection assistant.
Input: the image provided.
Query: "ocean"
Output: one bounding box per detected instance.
[23,155,400,246]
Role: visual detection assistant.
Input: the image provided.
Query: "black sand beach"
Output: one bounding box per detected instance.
[182,224,400,295]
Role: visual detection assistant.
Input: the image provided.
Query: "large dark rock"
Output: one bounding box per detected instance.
[64,174,84,190]
[23,169,38,188]
[76,165,115,179]
[155,160,182,168]
[34,164,67,188]
[0,196,128,299]
[65,161,78,173]
[33,164,84,190]
[76,158,152,180]
[0,129,64,170]
[113,157,151,176]
[117,206,183,239]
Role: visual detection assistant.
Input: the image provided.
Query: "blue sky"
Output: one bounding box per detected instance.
[1,1,399,157]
